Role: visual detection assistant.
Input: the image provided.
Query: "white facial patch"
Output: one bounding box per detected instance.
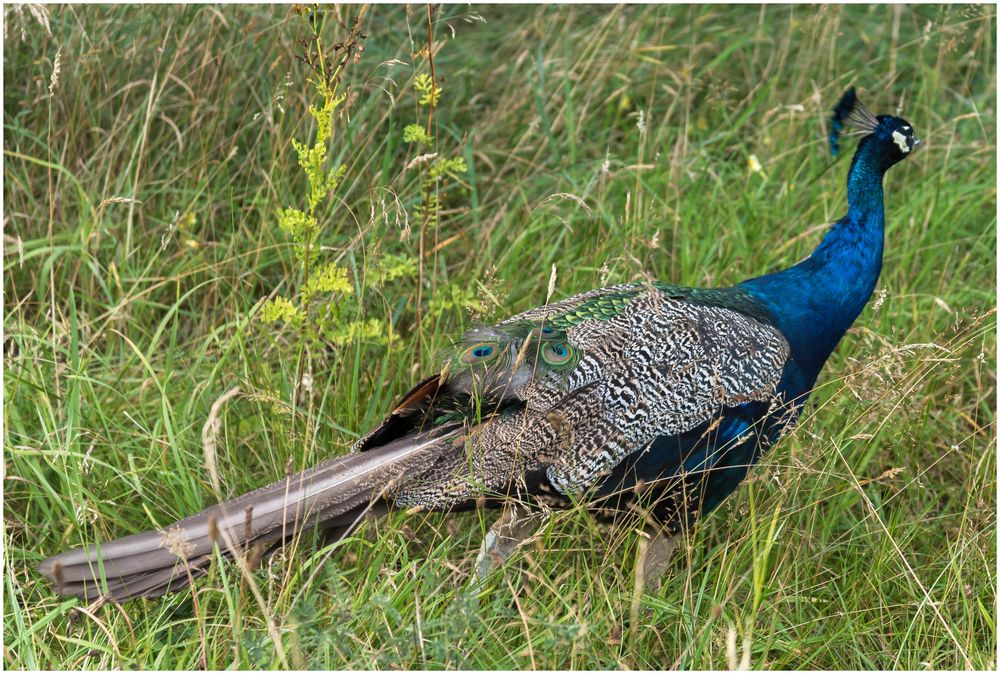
[892,129,910,153]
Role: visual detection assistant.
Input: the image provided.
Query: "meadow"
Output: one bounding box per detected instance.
[3,4,996,669]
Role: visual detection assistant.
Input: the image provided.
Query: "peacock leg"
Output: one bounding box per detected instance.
[637,525,680,592]
[473,505,540,584]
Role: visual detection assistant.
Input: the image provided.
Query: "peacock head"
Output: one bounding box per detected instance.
[829,87,920,172]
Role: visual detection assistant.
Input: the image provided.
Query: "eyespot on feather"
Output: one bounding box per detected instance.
[542,342,574,365]
[460,342,499,364]
[530,325,560,340]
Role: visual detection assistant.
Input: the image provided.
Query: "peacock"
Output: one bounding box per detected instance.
[39,87,919,603]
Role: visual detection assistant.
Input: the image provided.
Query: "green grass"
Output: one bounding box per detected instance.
[4,4,995,669]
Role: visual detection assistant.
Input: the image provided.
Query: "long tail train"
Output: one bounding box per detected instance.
[37,426,459,602]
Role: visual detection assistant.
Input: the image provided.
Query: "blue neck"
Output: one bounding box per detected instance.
[741,142,887,383]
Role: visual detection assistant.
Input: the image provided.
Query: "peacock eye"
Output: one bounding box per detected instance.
[460,342,498,364]
[530,324,559,340]
[542,342,574,365]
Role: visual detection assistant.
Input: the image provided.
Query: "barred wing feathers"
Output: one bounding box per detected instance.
[386,283,790,506]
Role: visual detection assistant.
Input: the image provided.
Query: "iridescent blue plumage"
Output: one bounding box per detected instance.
[744,88,918,384]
